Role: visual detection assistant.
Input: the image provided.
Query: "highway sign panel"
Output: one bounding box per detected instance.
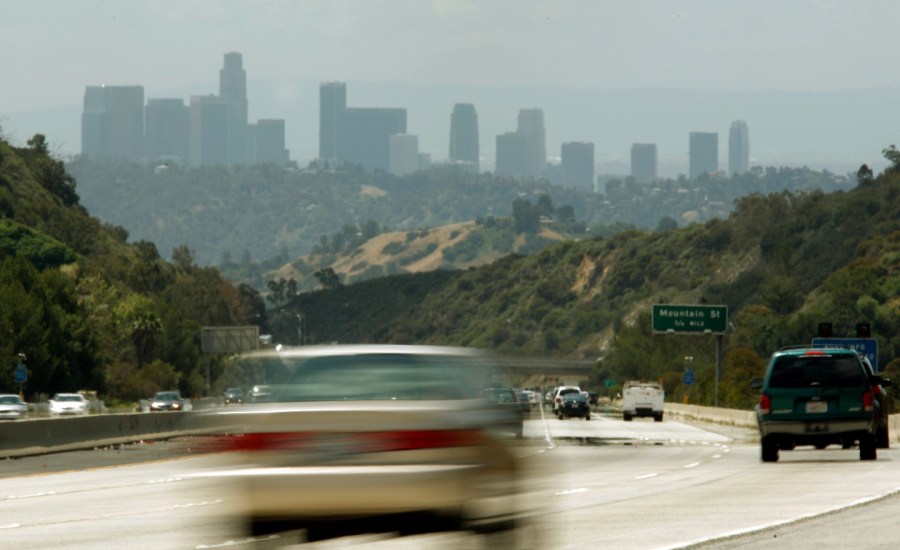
[15,365,27,383]
[652,304,728,334]
[684,367,695,385]
[812,337,879,370]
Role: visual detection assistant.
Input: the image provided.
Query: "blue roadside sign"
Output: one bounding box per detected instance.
[811,337,878,370]
[684,367,695,385]
[15,365,27,383]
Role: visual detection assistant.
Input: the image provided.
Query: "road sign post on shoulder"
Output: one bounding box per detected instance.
[652,304,728,334]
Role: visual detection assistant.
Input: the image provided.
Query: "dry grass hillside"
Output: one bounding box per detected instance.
[272,221,569,287]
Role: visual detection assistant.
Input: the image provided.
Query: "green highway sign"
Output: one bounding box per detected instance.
[652,304,728,334]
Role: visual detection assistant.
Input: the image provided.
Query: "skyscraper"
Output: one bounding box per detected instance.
[81,87,109,159]
[337,107,407,172]
[729,120,750,175]
[449,103,479,172]
[145,98,189,165]
[219,52,249,166]
[319,82,347,161]
[190,95,227,167]
[689,132,718,179]
[561,142,595,191]
[517,108,546,178]
[389,134,420,176]
[631,143,658,182]
[252,119,289,165]
[495,132,529,177]
[81,85,144,161]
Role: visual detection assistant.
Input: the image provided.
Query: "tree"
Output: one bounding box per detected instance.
[857,164,874,186]
[171,245,195,272]
[883,145,900,174]
[656,216,678,232]
[314,267,343,290]
[112,294,162,368]
[512,198,540,233]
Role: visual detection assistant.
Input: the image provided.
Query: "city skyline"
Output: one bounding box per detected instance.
[4,1,900,175]
[73,53,749,183]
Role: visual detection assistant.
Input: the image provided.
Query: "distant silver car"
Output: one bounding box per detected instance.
[203,344,520,540]
[48,393,89,416]
[0,394,28,420]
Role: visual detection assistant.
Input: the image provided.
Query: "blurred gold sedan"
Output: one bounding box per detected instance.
[204,345,521,540]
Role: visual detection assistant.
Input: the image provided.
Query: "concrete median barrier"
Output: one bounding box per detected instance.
[0,411,226,458]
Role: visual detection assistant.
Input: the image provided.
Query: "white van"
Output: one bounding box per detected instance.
[622,381,664,421]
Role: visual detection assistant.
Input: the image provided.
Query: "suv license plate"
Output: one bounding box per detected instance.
[805,401,828,413]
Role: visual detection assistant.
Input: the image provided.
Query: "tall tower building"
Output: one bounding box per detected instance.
[190,95,228,167]
[81,85,144,161]
[337,107,407,172]
[631,143,658,183]
[729,120,750,175]
[561,142,595,191]
[145,98,189,165]
[389,134,420,176]
[449,103,479,172]
[219,52,249,165]
[495,132,529,177]
[319,82,347,161]
[689,132,718,179]
[81,87,109,159]
[252,119,289,165]
[517,108,546,178]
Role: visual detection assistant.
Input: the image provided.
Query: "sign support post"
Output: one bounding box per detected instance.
[652,305,729,407]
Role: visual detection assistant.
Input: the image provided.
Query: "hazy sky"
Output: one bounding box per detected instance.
[3,0,900,170]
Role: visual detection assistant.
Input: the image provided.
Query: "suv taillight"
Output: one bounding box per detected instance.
[759,394,771,415]
[863,390,874,412]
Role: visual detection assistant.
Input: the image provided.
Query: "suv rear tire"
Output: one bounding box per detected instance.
[876,424,890,449]
[859,433,877,460]
[761,435,779,462]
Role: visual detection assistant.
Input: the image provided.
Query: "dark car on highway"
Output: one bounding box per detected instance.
[860,356,892,448]
[558,392,591,420]
[223,387,245,405]
[481,386,525,438]
[752,347,891,462]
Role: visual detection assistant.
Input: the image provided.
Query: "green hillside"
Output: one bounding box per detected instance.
[268,150,900,409]
[0,134,263,403]
[6,128,900,412]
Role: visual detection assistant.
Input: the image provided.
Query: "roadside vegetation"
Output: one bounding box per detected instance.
[3,129,899,412]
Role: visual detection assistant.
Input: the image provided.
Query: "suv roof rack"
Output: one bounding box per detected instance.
[779,343,857,352]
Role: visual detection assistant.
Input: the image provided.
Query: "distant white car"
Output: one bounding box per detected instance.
[0,394,28,420]
[49,393,89,416]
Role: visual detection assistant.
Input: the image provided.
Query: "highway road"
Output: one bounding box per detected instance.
[2,406,900,549]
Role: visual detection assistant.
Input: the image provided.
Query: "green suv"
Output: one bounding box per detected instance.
[752,347,892,462]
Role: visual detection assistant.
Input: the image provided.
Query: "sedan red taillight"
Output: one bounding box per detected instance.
[227,429,484,453]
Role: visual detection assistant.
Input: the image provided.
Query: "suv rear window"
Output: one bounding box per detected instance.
[769,354,866,389]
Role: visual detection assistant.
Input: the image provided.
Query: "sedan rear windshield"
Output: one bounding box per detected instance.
[275,353,499,401]
[768,355,866,388]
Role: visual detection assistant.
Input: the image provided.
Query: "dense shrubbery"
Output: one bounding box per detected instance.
[266,152,900,410]
[0,136,263,402]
